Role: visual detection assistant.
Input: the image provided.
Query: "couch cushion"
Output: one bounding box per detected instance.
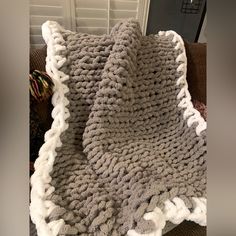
[30,45,47,72]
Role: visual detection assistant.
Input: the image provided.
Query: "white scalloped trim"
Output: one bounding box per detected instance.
[30,21,70,236]
[158,30,207,136]
[127,30,207,236]
[127,197,206,236]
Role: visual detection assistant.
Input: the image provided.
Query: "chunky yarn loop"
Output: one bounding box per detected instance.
[30,19,206,236]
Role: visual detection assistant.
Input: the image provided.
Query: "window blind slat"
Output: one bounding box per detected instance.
[30,15,63,25]
[76,8,108,18]
[75,0,107,9]
[110,10,137,19]
[30,5,63,16]
[30,35,45,44]
[110,1,137,11]
[76,18,108,27]
[30,26,42,35]
[31,44,45,49]
[30,0,62,6]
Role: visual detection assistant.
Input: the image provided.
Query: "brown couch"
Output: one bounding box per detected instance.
[30,42,206,236]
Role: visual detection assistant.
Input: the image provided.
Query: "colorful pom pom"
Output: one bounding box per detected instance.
[29,70,54,102]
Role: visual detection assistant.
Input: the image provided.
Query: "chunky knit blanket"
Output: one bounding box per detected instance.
[30,20,207,236]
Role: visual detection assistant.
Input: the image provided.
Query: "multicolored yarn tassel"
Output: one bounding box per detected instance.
[29,70,54,102]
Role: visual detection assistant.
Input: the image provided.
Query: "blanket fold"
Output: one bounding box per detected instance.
[30,19,206,236]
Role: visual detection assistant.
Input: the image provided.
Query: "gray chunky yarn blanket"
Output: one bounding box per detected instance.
[30,20,207,236]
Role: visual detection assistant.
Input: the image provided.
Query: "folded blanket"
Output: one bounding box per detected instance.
[30,19,207,236]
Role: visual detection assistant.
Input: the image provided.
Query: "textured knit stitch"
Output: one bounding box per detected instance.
[30,19,206,236]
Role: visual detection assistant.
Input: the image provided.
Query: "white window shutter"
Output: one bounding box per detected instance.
[30,0,73,49]
[74,0,150,35]
[30,0,150,49]
[136,0,150,35]
[74,0,108,35]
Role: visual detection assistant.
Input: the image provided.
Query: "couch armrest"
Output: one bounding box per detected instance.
[184,42,206,104]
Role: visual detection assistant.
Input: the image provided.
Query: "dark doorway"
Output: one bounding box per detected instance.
[146,0,206,42]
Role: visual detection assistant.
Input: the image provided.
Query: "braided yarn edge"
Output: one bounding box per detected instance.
[30,21,70,236]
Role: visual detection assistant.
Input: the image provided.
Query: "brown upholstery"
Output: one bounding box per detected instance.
[165,221,206,236]
[184,42,207,104]
[30,45,52,131]
[30,45,47,72]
